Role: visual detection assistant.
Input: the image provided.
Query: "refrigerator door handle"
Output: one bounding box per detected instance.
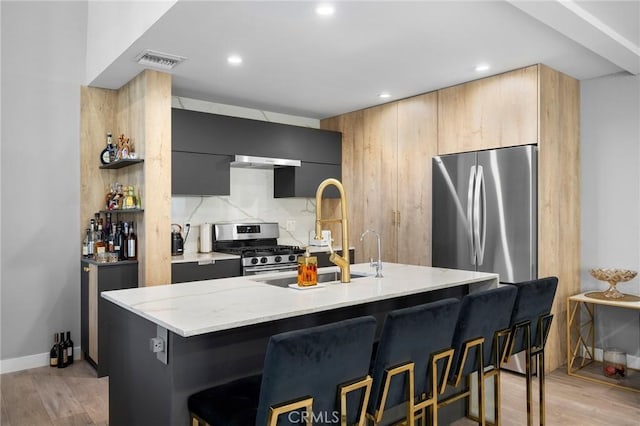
[467,165,476,265]
[475,165,487,265]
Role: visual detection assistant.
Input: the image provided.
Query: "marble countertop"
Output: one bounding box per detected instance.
[102,263,498,337]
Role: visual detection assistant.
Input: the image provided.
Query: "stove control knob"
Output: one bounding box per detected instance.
[288,255,296,262]
[275,256,282,263]
[260,257,268,264]
[251,258,259,265]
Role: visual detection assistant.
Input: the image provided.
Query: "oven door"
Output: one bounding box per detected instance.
[243,263,298,276]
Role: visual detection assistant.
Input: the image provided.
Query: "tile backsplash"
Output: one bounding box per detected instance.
[172,168,317,253]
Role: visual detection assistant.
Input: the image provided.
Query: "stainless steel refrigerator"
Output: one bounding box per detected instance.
[432,145,537,284]
[432,145,537,374]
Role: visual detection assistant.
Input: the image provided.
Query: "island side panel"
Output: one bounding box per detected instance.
[106,302,174,426]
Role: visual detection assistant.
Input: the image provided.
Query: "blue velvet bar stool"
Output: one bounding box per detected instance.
[366,298,461,426]
[188,316,377,426]
[503,277,558,426]
[438,285,517,426]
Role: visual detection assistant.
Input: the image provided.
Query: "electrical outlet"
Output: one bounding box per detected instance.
[286,220,296,232]
[150,337,164,353]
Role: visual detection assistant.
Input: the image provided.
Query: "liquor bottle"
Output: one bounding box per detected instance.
[107,132,116,163]
[57,331,66,368]
[115,223,125,261]
[126,222,138,260]
[82,228,90,257]
[87,221,95,258]
[124,186,135,209]
[65,331,74,365]
[50,333,60,367]
[100,132,112,165]
[104,212,112,239]
[107,227,115,253]
[94,220,106,256]
[122,222,130,258]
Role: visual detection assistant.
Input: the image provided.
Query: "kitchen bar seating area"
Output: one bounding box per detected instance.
[102,275,558,426]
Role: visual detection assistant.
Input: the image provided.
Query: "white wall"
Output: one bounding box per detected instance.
[581,72,640,362]
[85,0,176,85]
[0,1,87,371]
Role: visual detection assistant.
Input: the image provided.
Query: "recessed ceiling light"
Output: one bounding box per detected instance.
[378,92,391,99]
[475,63,490,72]
[315,4,335,16]
[227,55,243,65]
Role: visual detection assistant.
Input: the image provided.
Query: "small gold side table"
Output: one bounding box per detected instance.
[566,292,640,392]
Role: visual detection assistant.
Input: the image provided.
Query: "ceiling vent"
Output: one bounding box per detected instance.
[134,50,186,70]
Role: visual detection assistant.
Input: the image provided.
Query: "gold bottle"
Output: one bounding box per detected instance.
[297,248,318,287]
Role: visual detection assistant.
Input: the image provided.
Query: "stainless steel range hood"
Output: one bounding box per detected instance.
[229,155,301,169]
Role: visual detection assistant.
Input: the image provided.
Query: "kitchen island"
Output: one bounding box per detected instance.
[102,263,498,425]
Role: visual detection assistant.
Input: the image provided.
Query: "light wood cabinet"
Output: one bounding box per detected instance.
[437,65,538,154]
[397,93,438,266]
[321,93,437,266]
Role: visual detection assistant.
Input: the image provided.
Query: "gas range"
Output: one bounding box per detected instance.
[213,223,305,275]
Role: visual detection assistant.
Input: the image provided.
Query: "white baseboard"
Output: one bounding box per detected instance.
[0,346,82,374]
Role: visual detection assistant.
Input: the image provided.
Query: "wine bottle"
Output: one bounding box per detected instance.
[66,331,74,365]
[50,333,60,367]
[88,220,95,258]
[115,223,125,261]
[82,228,90,257]
[126,222,138,260]
[122,222,130,259]
[101,133,113,164]
[57,332,66,368]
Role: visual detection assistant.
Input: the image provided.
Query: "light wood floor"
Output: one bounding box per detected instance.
[1,361,638,425]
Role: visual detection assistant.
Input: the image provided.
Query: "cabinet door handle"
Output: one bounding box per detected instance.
[83,267,90,272]
[392,210,396,225]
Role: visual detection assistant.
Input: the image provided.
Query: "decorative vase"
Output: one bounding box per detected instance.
[589,268,637,299]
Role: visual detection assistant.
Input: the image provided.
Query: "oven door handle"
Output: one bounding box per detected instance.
[243,264,298,275]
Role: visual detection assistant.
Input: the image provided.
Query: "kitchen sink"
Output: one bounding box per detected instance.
[254,271,369,288]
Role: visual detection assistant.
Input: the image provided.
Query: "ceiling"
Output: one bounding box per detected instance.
[90,0,640,119]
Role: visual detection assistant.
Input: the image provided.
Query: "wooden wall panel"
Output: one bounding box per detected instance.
[80,86,117,245]
[321,111,365,262]
[538,65,581,372]
[363,103,398,263]
[115,70,171,286]
[81,70,171,287]
[142,71,172,286]
[397,92,438,266]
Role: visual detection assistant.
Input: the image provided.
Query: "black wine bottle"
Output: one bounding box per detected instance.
[49,333,59,367]
[58,331,67,368]
[66,331,74,365]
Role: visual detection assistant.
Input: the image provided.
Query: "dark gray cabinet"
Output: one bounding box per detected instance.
[172,151,231,196]
[274,162,341,198]
[171,259,242,283]
[172,108,341,163]
[81,260,137,377]
[172,108,342,197]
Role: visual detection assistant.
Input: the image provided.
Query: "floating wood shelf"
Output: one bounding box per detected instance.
[99,158,144,169]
